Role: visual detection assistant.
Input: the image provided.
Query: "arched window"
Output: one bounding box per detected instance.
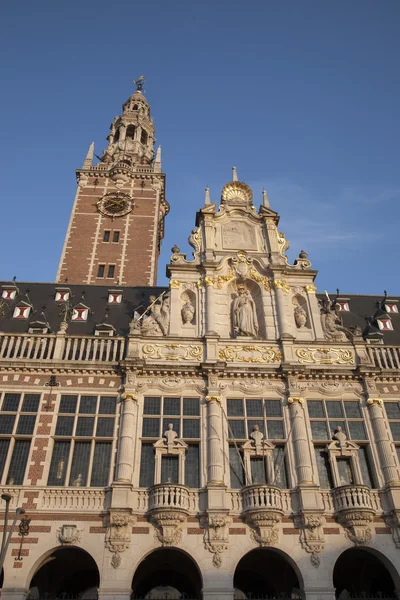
[133,104,138,110]
[140,129,148,145]
[126,125,135,139]
[114,128,120,142]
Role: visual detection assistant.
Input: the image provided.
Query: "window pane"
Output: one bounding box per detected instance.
[143,397,161,415]
[162,418,180,438]
[47,441,70,486]
[329,421,347,439]
[163,397,180,415]
[358,447,374,488]
[344,401,362,419]
[96,417,115,437]
[311,421,328,440]
[386,403,400,419]
[99,397,117,414]
[326,401,343,418]
[75,417,95,437]
[112,231,120,243]
[21,394,40,413]
[161,455,179,484]
[251,458,266,485]
[248,420,265,436]
[308,401,325,418]
[0,439,10,481]
[91,442,112,487]
[185,445,200,488]
[348,421,367,440]
[7,440,31,485]
[183,398,200,416]
[273,447,288,488]
[59,395,78,413]
[2,393,20,412]
[55,416,74,436]
[142,418,160,438]
[227,399,244,417]
[139,444,155,487]
[229,446,244,489]
[0,414,16,434]
[390,422,400,441]
[103,230,110,242]
[69,442,91,486]
[265,400,282,417]
[16,415,36,435]
[79,396,97,414]
[182,419,200,438]
[337,459,354,485]
[246,399,263,417]
[314,447,333,489]
[267,420,284,439]
[228,420,245,439]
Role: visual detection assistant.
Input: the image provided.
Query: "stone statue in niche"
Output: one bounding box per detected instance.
[232,284,258,338]
[181,300,195,324]
[294,304,307,328]
[130,293,170,337]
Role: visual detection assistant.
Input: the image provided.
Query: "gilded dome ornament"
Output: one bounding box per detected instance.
[221,181,253,205]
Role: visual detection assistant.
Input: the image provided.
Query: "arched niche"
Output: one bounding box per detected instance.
[233,547,304,599]
[131,547,203,599]
[333,547,399,598]
[28,546,99,599]
[181,289,196,326]
[228,279,267,339]
[292,294,310,330]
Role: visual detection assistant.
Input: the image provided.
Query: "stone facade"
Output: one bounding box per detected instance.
[1,85,400,600]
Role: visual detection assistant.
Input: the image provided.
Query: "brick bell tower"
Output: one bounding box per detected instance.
[57,77,169,286]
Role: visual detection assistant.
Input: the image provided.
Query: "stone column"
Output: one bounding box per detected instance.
[273,280,292,338]
[168,280,182,336]
[288,397,314,485]
[206,395,224,484]
[115,393,138,483]
[205,278,216,334]
[367,397,400,485]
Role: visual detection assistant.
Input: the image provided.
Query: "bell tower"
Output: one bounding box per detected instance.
[57,77,169,287]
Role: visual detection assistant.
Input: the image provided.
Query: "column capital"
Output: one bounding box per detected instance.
[367,397,383,407]
[206,395,221,403]
[288,396,305,405]
[170,279,181,289]
[305,285,317,294]
[273,279,290,293]
[120,393,138,402]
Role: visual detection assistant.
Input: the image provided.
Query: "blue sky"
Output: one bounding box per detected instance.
[1,0,399,294]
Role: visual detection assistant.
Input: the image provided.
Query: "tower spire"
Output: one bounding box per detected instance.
[232,166,238,182]
[204,187,211,205]
[82,142,94,169]
[154,145,162,173]
[262,188,270,208]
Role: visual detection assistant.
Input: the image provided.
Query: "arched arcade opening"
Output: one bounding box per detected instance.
[131,548,202,599]
[29,546,99,599]
[334,548,398,598]
[233,548,303,599]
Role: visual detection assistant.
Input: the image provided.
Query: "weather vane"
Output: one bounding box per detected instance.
[134,75,146,91]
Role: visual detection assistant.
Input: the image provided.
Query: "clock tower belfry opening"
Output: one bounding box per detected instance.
[56,77,169,287]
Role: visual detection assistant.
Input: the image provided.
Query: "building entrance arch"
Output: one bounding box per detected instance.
[131,548,202,599]
[29,546,99,599]
[333,548,399,598]
[233,548,303,599]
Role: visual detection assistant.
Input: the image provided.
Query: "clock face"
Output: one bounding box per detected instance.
[96,192,133,217]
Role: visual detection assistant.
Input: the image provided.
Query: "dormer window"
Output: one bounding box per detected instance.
[28,321,49,334]
[13,304,31,319]
[335,297,350,311]
[385,303,399,314]
[377,318,393,331]
[108,291,123,304]
[71,304,89,322]
[94,323,115,337]
[55,289,70,302]
[2,288,17,300]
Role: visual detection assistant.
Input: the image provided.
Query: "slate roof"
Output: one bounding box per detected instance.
[0,282,399,345]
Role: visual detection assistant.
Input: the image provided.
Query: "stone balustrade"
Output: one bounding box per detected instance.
[367,345,400,369]
[0,334,56,360]
[241,484,284,513]
[148,483,191,512]
[62,336,125,362]
[38,488,106,511]
[332,484,377,513]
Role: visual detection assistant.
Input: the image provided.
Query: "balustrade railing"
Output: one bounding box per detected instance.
[62,336,125,362]
[241,485,284,513]
[148,483,191,512]
[38,488,105,511]
[332,485,377,513]
[0,334,56,360]
[367,346,400,369]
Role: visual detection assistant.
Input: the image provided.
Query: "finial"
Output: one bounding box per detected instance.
[154,145,162,172]
[134,75,146,91]
[82,142,94,169]
[205,187,210,205]
[232,166,238,182]
[262,188,270,208]
[384,290,387,298]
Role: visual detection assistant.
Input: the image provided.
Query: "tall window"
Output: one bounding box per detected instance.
[0,392,40,485]
[384,401,400,464]
[103,231,111,243]
[308,400,374,488]
[139,396,201,488]
[47,394,118,487]
[226,398,288,489]
[107,265,115,278]
[97,264,105,278]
